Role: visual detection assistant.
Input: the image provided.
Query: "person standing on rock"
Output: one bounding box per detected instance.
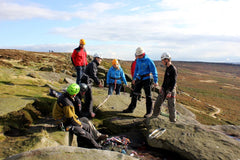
[130,54,141,101]
[71,39,88,85]
[80,53,103,118]
[122,47,158,118]
[106,59,128,95]
[152,52,177,122]
[52,83,108,149]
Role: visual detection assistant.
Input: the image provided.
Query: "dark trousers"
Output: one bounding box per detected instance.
[82,85,93,118]
[127,79,152,114]
[76,66,86,85]
[130,83,141,100]
[70,121,101,149]
[108,83,122,95]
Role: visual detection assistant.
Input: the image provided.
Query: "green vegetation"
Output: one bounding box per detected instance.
[172,62,240,125]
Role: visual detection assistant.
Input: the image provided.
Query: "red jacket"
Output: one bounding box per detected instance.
[71,47,88,66]
[131,60,137,78]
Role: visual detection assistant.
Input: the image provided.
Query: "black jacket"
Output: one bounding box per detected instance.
[82,59,100,85]
[162,64,177,93]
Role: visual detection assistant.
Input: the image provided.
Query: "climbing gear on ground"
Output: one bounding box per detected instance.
[102,136,131,153]
[80,39,86,45]
[149,128,166,139]
[161,52,171,60]
[67,83,80,95]
[135,47,145,56]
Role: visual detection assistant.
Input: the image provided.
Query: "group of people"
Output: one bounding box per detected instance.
[52,39,177,149]
[123,47,177,122]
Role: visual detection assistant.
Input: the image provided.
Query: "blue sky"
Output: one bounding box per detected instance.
[0,0,240,62]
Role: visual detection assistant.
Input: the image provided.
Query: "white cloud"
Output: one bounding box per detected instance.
[0,1,123,20]
[157,0,240,36]
[130,7,141,11]
[0,1,72,20]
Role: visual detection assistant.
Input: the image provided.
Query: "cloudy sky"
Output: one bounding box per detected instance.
[0,0,240,62]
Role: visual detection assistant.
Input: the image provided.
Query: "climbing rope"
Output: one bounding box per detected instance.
[94,95,111,111]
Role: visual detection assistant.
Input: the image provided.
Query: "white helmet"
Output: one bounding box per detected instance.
[135,47,145,56]
[161,52,171,60]
[93,53,103,59]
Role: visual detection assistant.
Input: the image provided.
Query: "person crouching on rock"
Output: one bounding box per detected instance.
[80,53,104,118]
[75,83,107,141]
[52,83,108,149]
[106,59,128,95]
[152,52,177,122]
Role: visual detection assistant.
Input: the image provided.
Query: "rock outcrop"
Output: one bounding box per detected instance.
[145,110,240,160]
[6,146,138,160]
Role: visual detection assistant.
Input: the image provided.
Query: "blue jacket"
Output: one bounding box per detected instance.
[107,66,127,85]
[133,54,158,83]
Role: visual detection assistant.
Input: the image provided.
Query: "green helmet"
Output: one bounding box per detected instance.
[67,83,80,95]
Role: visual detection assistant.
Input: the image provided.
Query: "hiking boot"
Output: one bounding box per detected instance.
[170,119,177,123]
[97,134,109,141]
[144,113,152,118]
[122,109,133,113]
[151,114,159,118]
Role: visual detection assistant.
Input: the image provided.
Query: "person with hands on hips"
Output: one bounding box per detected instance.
[106,59,128,95]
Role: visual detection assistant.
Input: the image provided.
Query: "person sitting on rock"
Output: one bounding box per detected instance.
[52,83,108,149]
[106,59,128,95]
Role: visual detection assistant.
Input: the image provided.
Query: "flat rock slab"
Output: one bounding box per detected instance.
[0,96,34,116]
[93,87,147,118]
[6,146,138,160]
